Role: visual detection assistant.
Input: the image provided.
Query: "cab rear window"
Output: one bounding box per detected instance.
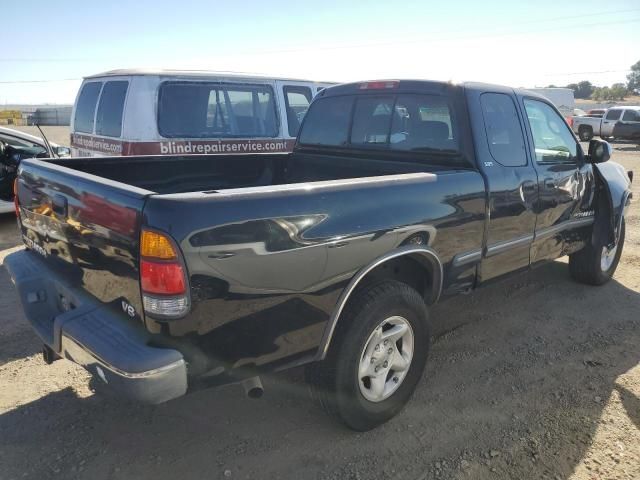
[158,82,278,138]
[299,94,459,154]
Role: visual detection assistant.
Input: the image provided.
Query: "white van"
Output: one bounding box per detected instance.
[70,69,334,157]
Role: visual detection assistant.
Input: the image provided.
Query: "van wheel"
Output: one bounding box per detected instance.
[569,218,625,285]
[306,280,430,431]
[578,126,593,141]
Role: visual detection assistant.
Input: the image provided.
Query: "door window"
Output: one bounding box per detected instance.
[95,81,128,137]
[480,93,527,167]
[74,82,102,134]
[622,110,640,121]
[524,99,577,163]
[605,109,622,121]
[283,86,312,137]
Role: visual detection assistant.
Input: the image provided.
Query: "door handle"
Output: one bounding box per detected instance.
[328,241,349,248]
[544,179,557,189]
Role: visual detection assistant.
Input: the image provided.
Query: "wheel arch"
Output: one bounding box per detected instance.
[315,246,443,361]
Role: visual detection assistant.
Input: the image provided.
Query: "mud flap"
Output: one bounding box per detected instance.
[593,162,632,247]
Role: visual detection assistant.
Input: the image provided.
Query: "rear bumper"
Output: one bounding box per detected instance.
[5,250,187,404]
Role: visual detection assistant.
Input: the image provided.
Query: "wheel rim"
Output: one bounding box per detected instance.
[601,244,618,272]
[358,316,414,403]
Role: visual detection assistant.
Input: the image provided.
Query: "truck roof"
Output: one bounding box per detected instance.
[317,79,551,102]
[84,68,332,83]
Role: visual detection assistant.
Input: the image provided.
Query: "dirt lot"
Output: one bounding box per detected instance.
[1,141,639,480]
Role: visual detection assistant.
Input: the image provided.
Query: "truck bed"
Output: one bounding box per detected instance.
[54,152,446,194]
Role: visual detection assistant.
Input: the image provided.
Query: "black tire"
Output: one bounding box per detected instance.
[578,126,593,141]
[306,280,430,431]
[569,218,625,285]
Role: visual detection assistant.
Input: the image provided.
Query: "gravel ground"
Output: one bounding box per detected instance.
[0,141,639,480]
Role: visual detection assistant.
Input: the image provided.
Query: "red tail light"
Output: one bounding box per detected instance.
[140,229,189,318]
[567,116,574,128]
[141,260,186,295]
[13,178,19,216]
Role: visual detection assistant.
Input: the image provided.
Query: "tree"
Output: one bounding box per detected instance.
[577,81,594,99]
[627,60,640,93]
[566,80,594,99]
[610,83,628,101]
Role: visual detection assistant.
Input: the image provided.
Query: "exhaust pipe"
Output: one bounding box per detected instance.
[241,376,264,399]
[42,344,60,365]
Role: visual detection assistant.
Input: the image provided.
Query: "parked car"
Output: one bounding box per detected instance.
[572,106,640,142]
[0,126,70,213]
[69,69,334,157]
[5,80,632,431]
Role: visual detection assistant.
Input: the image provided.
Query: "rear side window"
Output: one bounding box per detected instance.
[158,82,278,138]
[74,82,102,133]
[297,96,353,146]
[480,93,527,167]
[95,81,128,137]
[605,109,622,121]
[283,86,312,137]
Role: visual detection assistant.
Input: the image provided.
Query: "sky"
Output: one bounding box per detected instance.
[1,0,639,104]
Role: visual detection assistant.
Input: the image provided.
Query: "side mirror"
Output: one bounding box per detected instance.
[587,139,611,164]
[55,146,71,157]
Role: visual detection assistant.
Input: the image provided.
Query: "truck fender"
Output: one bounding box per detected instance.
[315,245,443,361]
[593,162,632,246]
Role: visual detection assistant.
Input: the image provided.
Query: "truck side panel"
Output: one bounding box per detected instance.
[142,171,486,372]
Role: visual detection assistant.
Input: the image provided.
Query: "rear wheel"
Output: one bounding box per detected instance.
[569,218,625,285]
[306,280,430,431]
[578,126,593,141]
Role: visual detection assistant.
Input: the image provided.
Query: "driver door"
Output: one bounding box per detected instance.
[521,98,593,265]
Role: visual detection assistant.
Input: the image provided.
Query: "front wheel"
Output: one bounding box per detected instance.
[569,218,625,285]
[306,280,430,431]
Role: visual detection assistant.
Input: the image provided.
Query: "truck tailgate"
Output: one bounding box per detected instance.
[15,158,152,325]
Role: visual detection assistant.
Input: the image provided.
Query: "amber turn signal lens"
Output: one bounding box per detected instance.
[140,230,177,259]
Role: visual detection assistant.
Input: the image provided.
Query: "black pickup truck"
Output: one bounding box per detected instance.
[4,80,633,431]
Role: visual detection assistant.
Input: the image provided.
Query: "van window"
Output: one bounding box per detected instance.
[95,81,128,137]
[480,93,527,167]
[283,86,312,137]
[74,82,102,134]
[158,82,278,138]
